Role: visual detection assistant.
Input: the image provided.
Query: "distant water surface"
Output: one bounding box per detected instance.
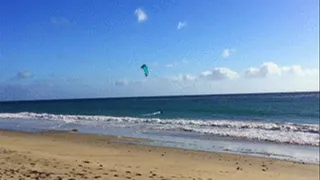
[0,92,319,163]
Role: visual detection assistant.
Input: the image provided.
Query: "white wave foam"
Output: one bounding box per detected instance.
[0,112,319,146]
[142,111,162,117]
[154,126,319,146]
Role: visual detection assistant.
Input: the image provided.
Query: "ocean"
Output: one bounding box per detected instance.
[0,92,319,164]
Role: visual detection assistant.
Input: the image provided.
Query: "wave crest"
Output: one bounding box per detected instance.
[0,112,319,146]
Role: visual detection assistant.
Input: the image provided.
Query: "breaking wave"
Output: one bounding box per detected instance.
[141,111,162,117]
[0,112,319,146]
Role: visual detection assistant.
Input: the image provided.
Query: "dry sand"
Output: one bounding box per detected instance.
[0,130,318,180]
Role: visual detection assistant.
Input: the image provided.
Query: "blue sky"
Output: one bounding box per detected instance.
[0,0,319,100]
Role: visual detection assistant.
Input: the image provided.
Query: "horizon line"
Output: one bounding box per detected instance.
[0,90,319,103]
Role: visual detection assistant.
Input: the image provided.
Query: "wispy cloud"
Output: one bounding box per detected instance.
[114,79,129,86]
[165,60,178,68]
[14,71,33,80]
[166,67,239,82]
[222,48,236,58]
[168,74,196,82]
[166,59,188,67]
[182,59,188,64]
[201,68,239,80]
[166,64,175,68]
[1,62,318,101]
[51,17,70,26]
[177,21,187,30]
[134,8,148,23]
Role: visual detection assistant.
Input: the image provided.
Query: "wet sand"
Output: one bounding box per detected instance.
[0,130,318,180]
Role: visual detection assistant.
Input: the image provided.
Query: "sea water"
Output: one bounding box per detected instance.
[0,92,319,164]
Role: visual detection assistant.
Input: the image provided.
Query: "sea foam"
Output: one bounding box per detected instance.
[0,112,319,146]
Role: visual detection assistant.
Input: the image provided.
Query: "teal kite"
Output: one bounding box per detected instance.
[141,64,149,77]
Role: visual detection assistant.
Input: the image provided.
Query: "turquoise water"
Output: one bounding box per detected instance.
[0,92,319,163]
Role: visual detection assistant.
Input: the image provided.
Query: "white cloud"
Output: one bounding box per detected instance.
[177,21,187,30]
[2,62,318,101]
[303,68,319,76]
[244,68,260,78]
[134,8,148,23]
[169,67,239,82]
[244,62,318,79]
[222,48,236,58]
[222,49,230,58]
[201,68,239,80]
[281,65,305,75]
[185,74,196,80]
[200,71,212,77]
[244,62,282,78]
[286,66,319,77]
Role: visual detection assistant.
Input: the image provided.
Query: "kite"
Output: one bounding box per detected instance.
[141,64,149,77]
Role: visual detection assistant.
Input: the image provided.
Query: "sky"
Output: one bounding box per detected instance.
[0,0,319,100]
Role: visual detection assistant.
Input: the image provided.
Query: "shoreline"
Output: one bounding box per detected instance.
[2,128,315,165]
[1,126,319,164]
[0,129,319,180]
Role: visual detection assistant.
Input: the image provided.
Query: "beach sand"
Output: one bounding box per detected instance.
[0,130,318,180]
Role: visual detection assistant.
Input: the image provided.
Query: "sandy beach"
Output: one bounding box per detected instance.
[0,130,318,180]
